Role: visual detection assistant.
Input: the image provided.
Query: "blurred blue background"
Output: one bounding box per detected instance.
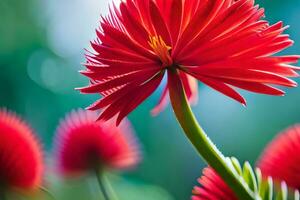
[0,0,300,199]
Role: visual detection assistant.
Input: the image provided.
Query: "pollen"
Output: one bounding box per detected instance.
[148,35,173,66]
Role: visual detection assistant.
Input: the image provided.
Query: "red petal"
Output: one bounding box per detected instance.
[116,74,164,124]
[191,68,297,87]
[100,23,156,60]
[97,74,163,124]
[151,85,169,116]
[197,76,246,105]
[78,68,159,93]
[149,1,171,45]
[180,72,198,104]
[173,0,230,57]
[81,64,159,80]
[133,0,155,34]
[168,0,183,45]
[90,42,153,62]
[119,2,150,48]
[220,79,285,96]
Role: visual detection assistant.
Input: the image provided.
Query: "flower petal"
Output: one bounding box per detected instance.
[197,76,246,105]
[151,85,169,116]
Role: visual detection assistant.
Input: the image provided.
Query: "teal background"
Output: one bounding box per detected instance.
[0,0,300,199]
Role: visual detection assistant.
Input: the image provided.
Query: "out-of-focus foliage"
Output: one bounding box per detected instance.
[0,0,300,199]
[48,174,174,200]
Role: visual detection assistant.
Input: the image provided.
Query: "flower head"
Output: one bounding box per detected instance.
[79,0,299,124]
[257,125,300,189]
[192,167,237,200]
[54,109,140,176]
[0,109,43,190]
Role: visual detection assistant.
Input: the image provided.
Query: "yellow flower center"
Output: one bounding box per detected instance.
[148,36,173,66]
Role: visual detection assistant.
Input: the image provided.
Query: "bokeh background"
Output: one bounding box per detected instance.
[1,0,300,199]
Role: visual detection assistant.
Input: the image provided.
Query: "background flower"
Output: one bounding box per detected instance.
[257,125,300,189]
[0,109,43,190]
[192,160,300,200]
[54,109,141,176]
[192,167,237,200]
[79,0,299,124]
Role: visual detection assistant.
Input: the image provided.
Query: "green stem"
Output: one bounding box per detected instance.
[167,69,255,200]
[95,170,110,200]
[39,186,56,200]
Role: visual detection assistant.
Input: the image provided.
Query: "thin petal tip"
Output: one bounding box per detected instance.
[292,81,298,87]
[74,87,84,91]
[150,109,160,117]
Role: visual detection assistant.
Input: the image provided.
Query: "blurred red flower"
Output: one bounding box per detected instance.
[79,0,299,124]
[0,109,43,190]
[258,125,300,189]
[192,167,237,200]
[54,109,140,176]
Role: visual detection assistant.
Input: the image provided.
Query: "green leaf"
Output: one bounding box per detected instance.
[230,157,243,175]
[243,162,258,192]
[258,176,273,200]
[227,157,298,200]
[294,190,300,200]
[255,168,262,190]
[275,182,288,200]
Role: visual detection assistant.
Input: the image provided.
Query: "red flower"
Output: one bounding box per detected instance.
[79,0,299,124]
[54,109,140,176]
[192,167,237,200]
[0,109,43,190]
[257,125,300,189]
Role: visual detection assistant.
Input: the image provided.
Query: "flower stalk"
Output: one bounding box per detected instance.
[39,186,57,200]
[168,69,255,200]
[95,170,110,200]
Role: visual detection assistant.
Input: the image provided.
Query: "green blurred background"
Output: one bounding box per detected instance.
[0,0,300,199]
